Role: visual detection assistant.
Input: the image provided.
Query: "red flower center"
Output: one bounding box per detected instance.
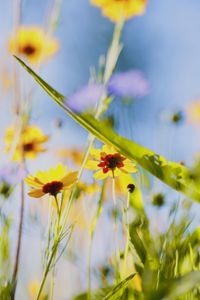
[20,44,36,56]
[23,142,35,152]
[42,181,63,196]
[98,153,125,174]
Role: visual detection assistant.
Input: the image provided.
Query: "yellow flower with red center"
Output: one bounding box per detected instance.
[9,26,59,64]
[86,144,137,179]
[4,125,48,161]
[25,163,78,198]
[90,0,147,23]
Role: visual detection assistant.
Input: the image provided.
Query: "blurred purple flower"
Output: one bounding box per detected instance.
[108,70,150,99]
[67,83,105,113]
[0,164,26,186]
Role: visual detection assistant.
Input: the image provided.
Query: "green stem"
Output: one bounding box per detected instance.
[60,20,124,233]
[122,192,130,278]
[87,181,105,300]
[11,179,25,300]
[112,177,120,283]
[37,195,61,300]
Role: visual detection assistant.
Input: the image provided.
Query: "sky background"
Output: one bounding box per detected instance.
[1,0,200,299]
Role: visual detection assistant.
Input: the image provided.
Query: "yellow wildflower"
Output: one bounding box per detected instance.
[28,279,45,300]
[186,100,200,126]
[57,148,84,166]
[4,125,48,161]
[90,0,147,22]
[9,26,59,64]
[86,144,137,180]
[25,163,78,198]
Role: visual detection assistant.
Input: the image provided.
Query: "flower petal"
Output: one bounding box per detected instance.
[94,170,109,180]
[85,160,99,170]
[61,171,78,187]
[28,189,44,198]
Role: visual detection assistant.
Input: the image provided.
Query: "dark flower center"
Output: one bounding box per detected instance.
[20,44,36,56]
[127,183,135,193]
[23,142,35,152]
[42,181,63,196]
[98,153,125,174]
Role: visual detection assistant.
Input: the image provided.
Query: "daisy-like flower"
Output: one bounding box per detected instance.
[4,125,49,161]
[86,144,137,179]
[9,26,59,64]
[90,0,147,23]
[25,163,78,198]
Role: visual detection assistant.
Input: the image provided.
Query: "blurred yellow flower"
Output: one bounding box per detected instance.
[28,279,45,300]
[9,26,59,64]
[4,125,48,161]
[57,148,83,166]
[186,100,200,126]
[90,0,147,22]
[25,163,78,198]
[86,144,137,180]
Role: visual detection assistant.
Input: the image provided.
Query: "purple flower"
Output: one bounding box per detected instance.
[108,70,150,99]
[67,83,105,113]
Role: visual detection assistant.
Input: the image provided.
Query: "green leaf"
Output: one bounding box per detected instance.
[129,226,147,265]
[149,271,200,300]
[103,273,136,300]
[15,56,200,203]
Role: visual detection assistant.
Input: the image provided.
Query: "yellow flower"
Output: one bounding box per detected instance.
[25,163,78,198]
[4,125,48,161]
[9,26,59,64]
[186,100,200,126]
[90,0,147,22]
[57,148,84,166]
[28,279,45,300]
[86,144,137,180]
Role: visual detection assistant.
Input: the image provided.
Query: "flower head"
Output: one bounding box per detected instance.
[9,26,59,64]
[108,70,149,99]
[67,83,105,113]
[86,144,137,179]
[90,0,147,23]
[25,163,78,198]
[186,100,200,126]
[4,125,48,161]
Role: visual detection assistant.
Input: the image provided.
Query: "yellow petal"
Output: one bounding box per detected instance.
[123,162,137,173]
[28,189,44,198]
[90,148,101,159]
[85,160,99,170]
[94,170,109,180]
[61,171,78,187]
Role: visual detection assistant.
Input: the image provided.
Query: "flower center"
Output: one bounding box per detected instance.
[98,153,125,174]
[42,181,63,196]
[23,142,35,152]
[20,44,36,56]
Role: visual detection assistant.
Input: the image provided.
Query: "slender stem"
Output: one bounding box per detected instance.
[122,193,130,278]
[11,179,25,298]
[87,181,105,300]
[38,195,61,300]
[112,177,120,283]
[60,21,124,232]
[87,231,93,300]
